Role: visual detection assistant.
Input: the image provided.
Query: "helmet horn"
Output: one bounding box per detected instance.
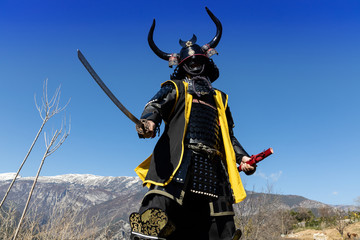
[205,7,222,48]
[148,19,173,61]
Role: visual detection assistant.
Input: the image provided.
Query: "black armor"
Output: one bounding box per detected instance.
[185,76,214,96]
[130,7,253,240]
[188,152,221,198]
[185,103,221,149]
[141,83,177,129]
[183,76,224,199]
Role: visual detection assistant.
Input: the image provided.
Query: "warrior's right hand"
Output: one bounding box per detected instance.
[136,119,155,138]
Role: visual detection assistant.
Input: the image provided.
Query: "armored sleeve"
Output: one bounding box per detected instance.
[226,106,256,175]
[140,83,177,128]
[226,106,250,161]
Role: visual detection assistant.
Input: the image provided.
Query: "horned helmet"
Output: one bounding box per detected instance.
[148,7,222,82]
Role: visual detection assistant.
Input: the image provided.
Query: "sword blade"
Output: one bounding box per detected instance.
[77,49,141,125]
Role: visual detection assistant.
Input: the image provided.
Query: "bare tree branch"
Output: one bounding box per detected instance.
[45,116,71,157]
[13,116,70,240]
[0,79,70,211]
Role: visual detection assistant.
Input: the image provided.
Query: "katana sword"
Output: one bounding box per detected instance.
[77,49,141,125]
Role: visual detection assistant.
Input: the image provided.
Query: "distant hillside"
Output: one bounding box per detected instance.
[0,173,355,239]
[0,173,147,239]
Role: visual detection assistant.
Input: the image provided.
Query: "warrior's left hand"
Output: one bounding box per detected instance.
[240,156,256,174]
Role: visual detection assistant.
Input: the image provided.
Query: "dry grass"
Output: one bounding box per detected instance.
[0,201,103,240]
[285,221,360,240]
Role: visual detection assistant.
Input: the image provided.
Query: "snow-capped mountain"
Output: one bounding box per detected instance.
[0,173,343,217]
[0,173,353,239]
[0,172,18,181]
[0,173,144,206]
[0,173,147,239]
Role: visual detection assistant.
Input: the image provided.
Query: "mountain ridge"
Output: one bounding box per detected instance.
[0,173,356,239]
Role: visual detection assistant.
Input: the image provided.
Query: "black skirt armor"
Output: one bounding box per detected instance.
[188,152,223,198]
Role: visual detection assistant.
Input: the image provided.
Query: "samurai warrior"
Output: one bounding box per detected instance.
[130,7,256,240]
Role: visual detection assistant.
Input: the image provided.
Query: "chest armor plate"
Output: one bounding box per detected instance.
[184,100,222,151]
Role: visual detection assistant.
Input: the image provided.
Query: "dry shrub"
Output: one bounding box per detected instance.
[235,186,296,240]
[0,200,102,240]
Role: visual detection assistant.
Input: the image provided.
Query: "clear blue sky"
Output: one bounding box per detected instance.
[1,0,359,206]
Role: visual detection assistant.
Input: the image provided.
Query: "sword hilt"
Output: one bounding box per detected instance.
[136,119,155,139]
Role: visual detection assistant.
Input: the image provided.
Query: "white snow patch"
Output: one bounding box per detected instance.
[0,173,142,190]
[0,172,19,181]
[3,173,140,186]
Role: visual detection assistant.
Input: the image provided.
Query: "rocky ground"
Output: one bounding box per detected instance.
[284,222,360,240]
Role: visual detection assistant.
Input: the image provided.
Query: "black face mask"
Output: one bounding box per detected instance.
[171,54,219,82]
[182,56,207,76]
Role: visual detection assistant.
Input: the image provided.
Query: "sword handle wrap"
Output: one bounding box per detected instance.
[238,148,273,172]
[136,119,155,139]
